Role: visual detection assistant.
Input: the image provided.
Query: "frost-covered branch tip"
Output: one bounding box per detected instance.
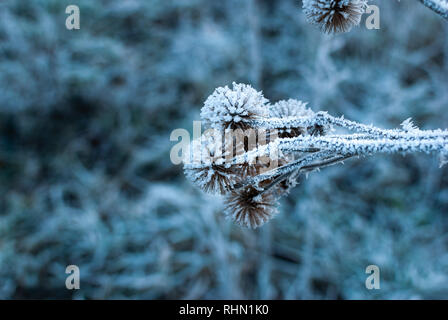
[183,83,448,229]
[418,0,448,20]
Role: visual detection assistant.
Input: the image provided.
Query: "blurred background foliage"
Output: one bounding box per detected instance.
[0,0,448,299]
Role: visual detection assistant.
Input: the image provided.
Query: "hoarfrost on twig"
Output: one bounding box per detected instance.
[183,83,448,228]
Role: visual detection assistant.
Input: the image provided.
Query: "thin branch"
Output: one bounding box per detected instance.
[251,112,448,140]
[230,150,336,190]
[300,154,354,172]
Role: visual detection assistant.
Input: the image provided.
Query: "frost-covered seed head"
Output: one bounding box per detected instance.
[224,186,277,229]
[303,0,368,34]
[201,82,269,130]
[183,131,239,194]
[270,99,316,138]
[270,99,314,119]
[185,164,238,194]
[183,129,287,194]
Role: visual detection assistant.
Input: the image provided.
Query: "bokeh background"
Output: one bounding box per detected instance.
[1,0,448,299]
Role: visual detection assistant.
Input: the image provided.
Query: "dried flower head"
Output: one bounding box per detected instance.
[183,125,282,194]
[201,82,269,130]
[270,99,316,138]
[185,164,237,195]
[303,0,368,34]
[183,131,239,194]
[224,186,278,229]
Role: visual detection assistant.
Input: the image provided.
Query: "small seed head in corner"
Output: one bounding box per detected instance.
[185,164,238,195]
[303,0,368,34]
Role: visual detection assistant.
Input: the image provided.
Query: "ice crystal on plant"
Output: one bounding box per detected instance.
[401,118,419,132]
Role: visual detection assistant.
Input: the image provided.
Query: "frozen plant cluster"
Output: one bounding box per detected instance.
[185,83,448,228]
[302,0,448,34]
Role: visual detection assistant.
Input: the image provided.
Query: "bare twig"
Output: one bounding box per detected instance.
[418,0,448,20]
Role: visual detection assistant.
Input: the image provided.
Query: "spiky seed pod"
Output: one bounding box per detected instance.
[201,82,269,131]
[183,131,240,194]
[302,0,368,34]
[224,186,278,229]
[185,164,237,194]
[269,99,316,138]
[184,127,287,194]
